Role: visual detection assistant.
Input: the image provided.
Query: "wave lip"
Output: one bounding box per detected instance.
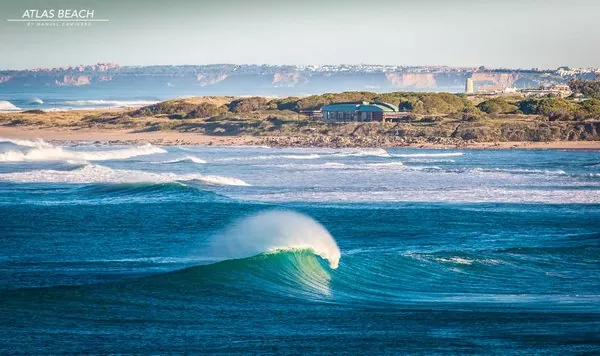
[208,210,340,269]
[26,98,44,105]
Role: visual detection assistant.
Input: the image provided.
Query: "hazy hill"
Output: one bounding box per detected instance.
[1,64,595,96]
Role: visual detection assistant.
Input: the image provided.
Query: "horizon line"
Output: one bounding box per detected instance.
[1,63,587,72]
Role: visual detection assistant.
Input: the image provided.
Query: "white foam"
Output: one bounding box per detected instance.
[322,162,348,169]
[0,100,21,112]
[469,167,567,176]
[238,188,600,204]
[0,137,53,148]
[390,152,464,158]
[406,253,503,266]
[332,148,391,158]
[0,141,166,162]
[209,210,340,269]
[406,158,456,163]
[62,100,158,108]
[157,155,207,164]
[216,154,320,161]
[271,161,407,171]
[0,164,250,186]
[365,161,404,168]
[26,98,44,105]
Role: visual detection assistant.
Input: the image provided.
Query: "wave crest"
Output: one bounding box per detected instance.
[332,148,391,158]
[208,210,340,269]
[0,100,21,112]
[0,164,249,186]
[0,139,166,162]
[157,155,207,164]
[0,137,53,148]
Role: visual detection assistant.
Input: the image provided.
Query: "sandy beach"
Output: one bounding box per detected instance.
[1,126,599,150]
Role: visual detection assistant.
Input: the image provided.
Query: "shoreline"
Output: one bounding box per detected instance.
[1,126,599,150]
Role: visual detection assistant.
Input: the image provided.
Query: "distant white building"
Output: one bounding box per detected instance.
[465,78,474,94]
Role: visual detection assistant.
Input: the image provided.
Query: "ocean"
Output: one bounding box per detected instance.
[0,86,169,112]
[0,139,599,353]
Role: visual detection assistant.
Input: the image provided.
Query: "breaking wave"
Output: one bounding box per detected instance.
[331,148,391,158]
[156,155,207,164]
[0,100,21,112]
[0,137,53,148]
[0,164,250,186]
[0,139,166,162]
[27,98,44,105]
[208,210,340,269]
[365,161,404,168]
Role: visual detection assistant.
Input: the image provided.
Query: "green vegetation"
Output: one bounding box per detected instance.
[517,97,600,121]
[477,98,518,114]
[131,99,199,117]
[569,79,600,98]
[185,102,227,119]
[227,97,270,113]
[127,91,600,124]
[2,92,600,145]
[275,91,475,115]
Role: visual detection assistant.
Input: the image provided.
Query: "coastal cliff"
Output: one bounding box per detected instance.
[1,64,595,95]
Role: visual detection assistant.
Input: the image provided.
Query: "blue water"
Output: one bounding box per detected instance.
[0,86,173,111]
[1,139,599,353]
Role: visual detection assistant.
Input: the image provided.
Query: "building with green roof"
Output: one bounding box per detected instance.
[321,101,400,122]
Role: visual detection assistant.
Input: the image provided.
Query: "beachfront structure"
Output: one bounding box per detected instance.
[521,84,572,98]
[321,101,400,122]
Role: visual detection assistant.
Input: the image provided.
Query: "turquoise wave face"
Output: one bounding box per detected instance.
[1,140,600,353]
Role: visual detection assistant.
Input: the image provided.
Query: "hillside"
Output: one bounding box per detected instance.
[1,91,600,148]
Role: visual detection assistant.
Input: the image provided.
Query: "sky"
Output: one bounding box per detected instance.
[0,0,598,70]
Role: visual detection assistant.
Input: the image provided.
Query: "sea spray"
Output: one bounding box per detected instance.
[0,100,21,112]
[0,137,53,148]
[0,140,166,162]
[208,210,340,269]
